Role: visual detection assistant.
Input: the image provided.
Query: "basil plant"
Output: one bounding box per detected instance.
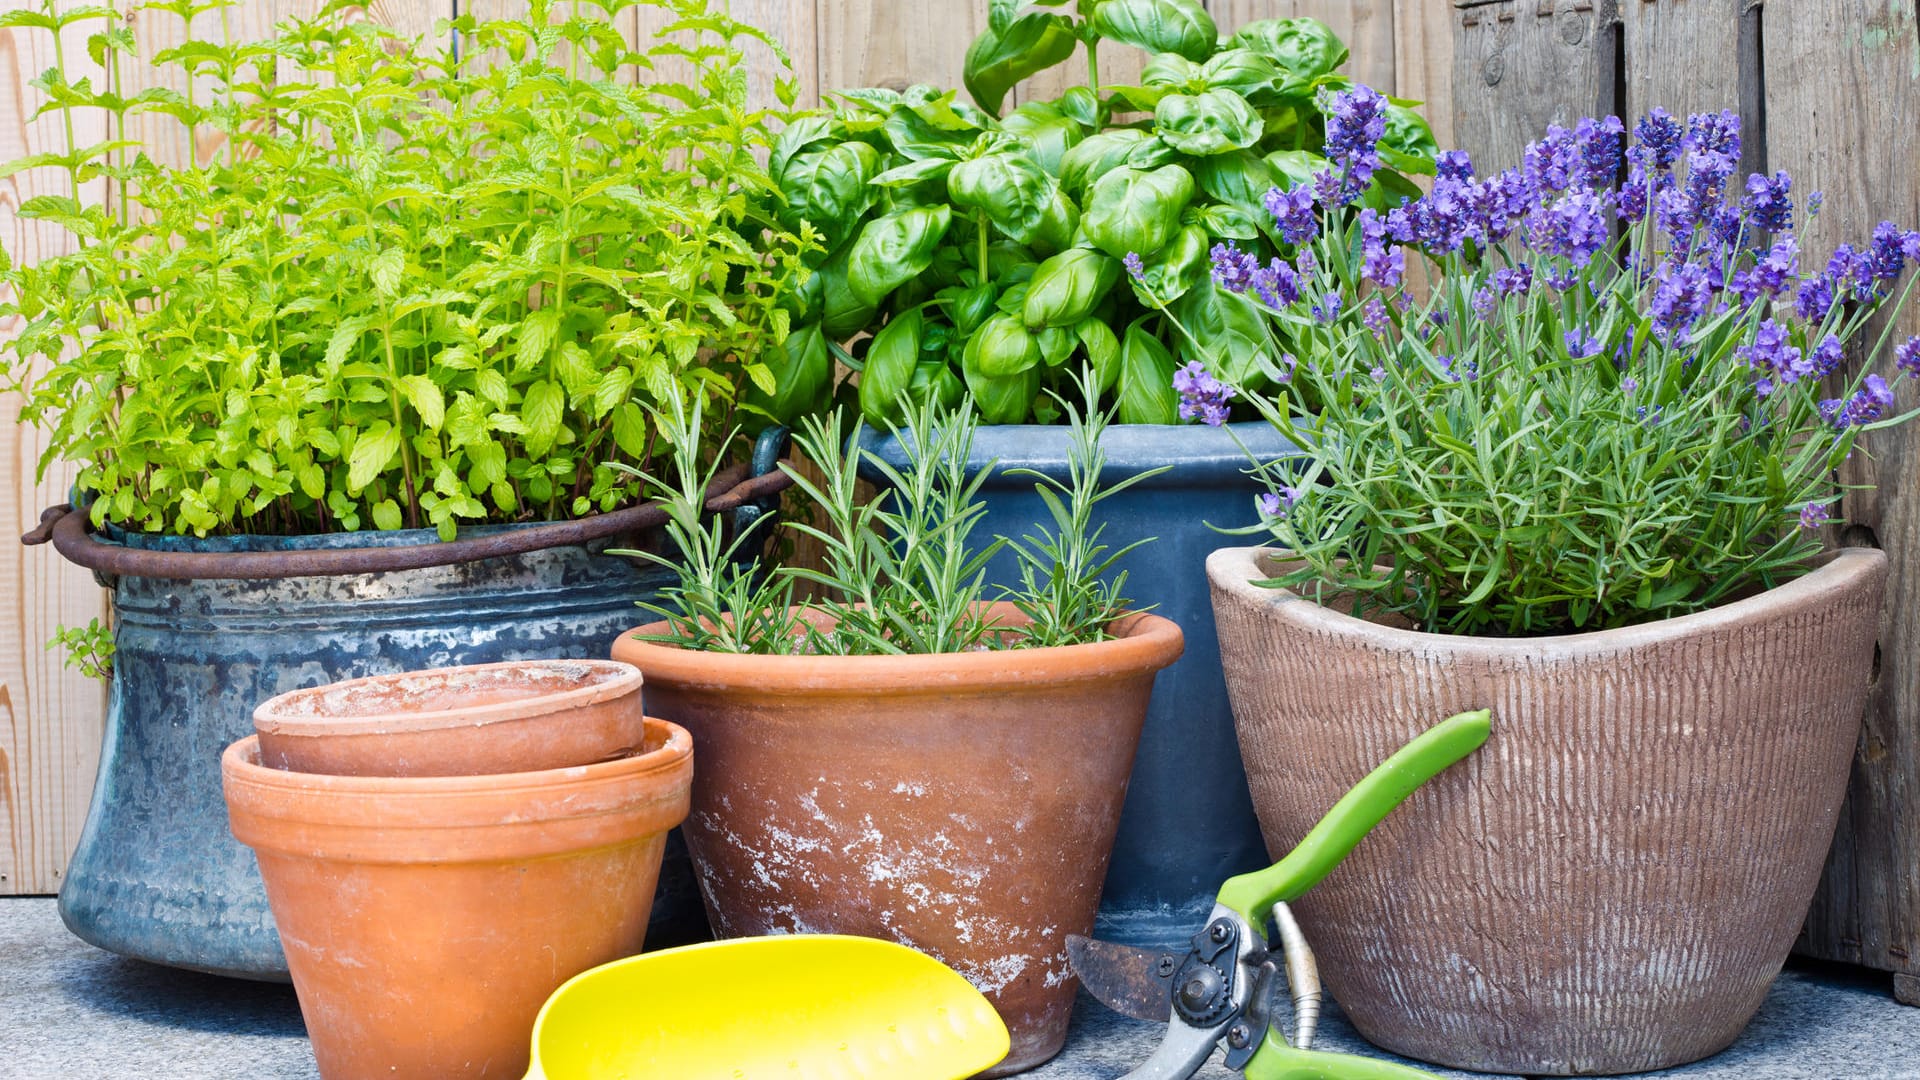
[765,0,1438,428]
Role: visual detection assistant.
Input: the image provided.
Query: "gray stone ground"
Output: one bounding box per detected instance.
[2,896,1916,1080]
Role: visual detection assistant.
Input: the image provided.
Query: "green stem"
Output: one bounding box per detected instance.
[975,209,990,284]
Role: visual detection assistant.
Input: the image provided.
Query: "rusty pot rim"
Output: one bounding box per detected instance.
[1206,544,1888,655]
[611,601,1184,693]
[252,659,643,739]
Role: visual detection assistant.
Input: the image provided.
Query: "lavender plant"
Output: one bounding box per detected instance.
[1163,88,1920,635]
[0,0,813,540]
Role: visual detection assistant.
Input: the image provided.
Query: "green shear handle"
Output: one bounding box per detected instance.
[1221,709,1492,1080]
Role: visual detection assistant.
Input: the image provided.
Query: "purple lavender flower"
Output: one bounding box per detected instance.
[1173,360,1235,426]
[1311,290,1341,325]
[1564,328,1602,359]
[1531,189,1612,267]
[1868,221,1908,287]
[1471,287,1497,321]
[1809,336,1843,378]
[1618,163,1659,223]
[1796,275,1836,323]
[1808,191,1825,216]
[1525,124,1578,195]
[1438,354,1478,382]
[1357,209,1405,288]
[1896,335,1920,377]
[1685,110,1742,160]
[1257,486,1301,519]
[1832,373,1895,428]
[1631,108,1685,170]
[1621,375,1639,394]
[1800,502,1832,530]
[1319,84,1388,202]
[1736,236,1799,304]
[1211,241,1301,308]
[1492,263,1534,296]
[1740,318,1808,396]
[1650,259,1714,343]
[1362,295,1391,338]
[1123,252,1145,280]
[1370,363,1388,382]
[1436,150,1474,182]
[1263,185,1319,246]
[1823,244,1875,303]
[1573,116,1625,189]
[1742,171,1793,233]
[1275,353,1298,382]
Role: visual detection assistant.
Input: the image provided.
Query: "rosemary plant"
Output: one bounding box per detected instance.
[625,384,1151,655]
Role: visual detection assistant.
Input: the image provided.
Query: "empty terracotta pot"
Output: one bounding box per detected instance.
[1208,546,1887,1075]
[252,659,646,777]
[223,719,692,1080]
[611,604,1183,1075]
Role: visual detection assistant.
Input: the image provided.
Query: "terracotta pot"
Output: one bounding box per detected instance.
[611,604,1183,1075]
[252,659,647,777]
[1207,546,1887,1075]
[222,719,692,1080]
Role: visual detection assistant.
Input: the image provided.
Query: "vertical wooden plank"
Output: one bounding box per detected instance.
[1620,0,1763,181]
[1450,0,1619,174]
[1767,0,1920,987]
[815,0,983,98]
[1208,0,1397,97]
[0,2,114,896]
[1394,0,1454,157]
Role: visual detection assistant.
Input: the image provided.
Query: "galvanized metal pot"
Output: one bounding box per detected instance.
[51,442,785,980]
[1208,545,1887,1075]
[856,421,1303,945]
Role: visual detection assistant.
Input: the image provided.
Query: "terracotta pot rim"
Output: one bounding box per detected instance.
[1206,544,1888,653]
[251,659,643,738]
[222,719,691,799]
[610,603,1184,692]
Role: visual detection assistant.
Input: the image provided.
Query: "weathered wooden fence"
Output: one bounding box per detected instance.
[4,0,1918,1006]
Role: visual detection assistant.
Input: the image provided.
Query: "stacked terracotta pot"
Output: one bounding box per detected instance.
[222,660,693,1080]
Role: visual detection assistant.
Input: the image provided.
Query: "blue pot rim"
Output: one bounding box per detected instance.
[854,420,1308,488]
[102,518,581,555]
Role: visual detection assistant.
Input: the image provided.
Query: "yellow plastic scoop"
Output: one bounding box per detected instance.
[523,935,1011,1080]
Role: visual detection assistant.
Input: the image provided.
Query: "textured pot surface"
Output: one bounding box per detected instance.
[612,605,1183,1075]
[58,525,709,979]
[223,719,692,1080]
[1207,546,1887,1075]
[857,422,1304,942]
[253,658,647,777]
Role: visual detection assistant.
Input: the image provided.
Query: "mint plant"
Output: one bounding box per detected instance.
[0,0,813,540]
[771,4,1437,429]
[625,378,1156,655]
[1175,92,1920,635]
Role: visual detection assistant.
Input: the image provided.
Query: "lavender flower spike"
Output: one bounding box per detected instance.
[1173,360,1235,427]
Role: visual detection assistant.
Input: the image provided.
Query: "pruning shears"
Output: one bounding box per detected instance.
[1067,710,1491,1080]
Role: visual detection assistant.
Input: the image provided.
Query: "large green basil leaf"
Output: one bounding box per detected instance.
[1117,317,1179,424]
[1029,187,1081,254]
[743,324,832,426]
[1360,167,1425,212]
[1155,88,1263,156]
[945,282,999,336]
[1002,101,1086,175]
[1230,18,1347,79]
[965,311,1044,377]
[858,309,923,426]
[908,360,967,414]
[1060,129,1149,196]
[948,150,1059,240]
[1174,283,1271,385]
[1082,163,1194,260]
[1199,49,1283,100]
[884,99,984,161]
[1193,151,1279,212]
[771,113,833,180]
[1036,325,1078,367]
[847,206,953,307]
[964,362,1040,424]
[1090,0,1216,63]
[1191,202,1261,240]
[1132,224,1208,303]
[816,246,880,339]
[777,141,881,249]
[871,157,957,189]
[1024,248,1121,329]
[1264,148,1327,192]
[1105,83,1170,112]
[1125,134,1184,169]
[963,11,1078,118]
[1379,101,1439,176]
[1141,52,1201,90]
[1075,317,1122,393]
[1056,85,1100,127]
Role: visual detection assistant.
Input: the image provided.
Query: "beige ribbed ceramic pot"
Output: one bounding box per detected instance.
[1207,546,1886,1076]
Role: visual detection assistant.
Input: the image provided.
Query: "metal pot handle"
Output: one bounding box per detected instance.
[22,446,794,582]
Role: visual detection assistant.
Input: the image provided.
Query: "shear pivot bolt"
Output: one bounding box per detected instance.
[1227,1023,1251,1048]
[1210,923,1230,943]
[1157,957,1177,976]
